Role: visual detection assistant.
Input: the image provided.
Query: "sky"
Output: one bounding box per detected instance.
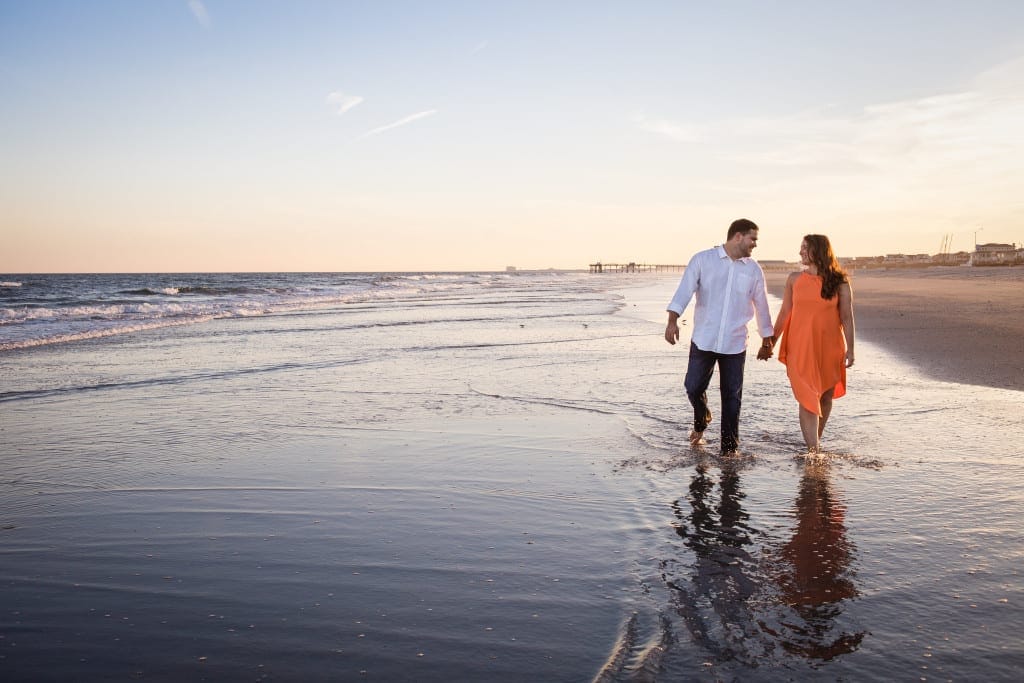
[2,1,1023,272]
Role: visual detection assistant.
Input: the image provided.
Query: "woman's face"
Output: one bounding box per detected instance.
[799,240,812,265]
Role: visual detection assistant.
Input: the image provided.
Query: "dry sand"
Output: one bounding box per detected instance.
[765,266,1024,392]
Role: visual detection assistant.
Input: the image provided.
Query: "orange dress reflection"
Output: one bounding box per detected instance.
[768,462,864,659]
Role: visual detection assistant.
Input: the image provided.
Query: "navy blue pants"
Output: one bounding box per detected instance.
[684,342,746,452]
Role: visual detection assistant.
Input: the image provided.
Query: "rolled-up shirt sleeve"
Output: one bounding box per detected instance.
[667,254,700,315]
[752,266,775,338]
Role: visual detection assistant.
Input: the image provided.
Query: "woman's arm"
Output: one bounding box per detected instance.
[772,272,798,339]
[838,280,855,367]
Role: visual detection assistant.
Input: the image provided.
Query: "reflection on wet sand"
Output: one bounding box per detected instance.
[762,458,865,660]
[660,455,865,675]
[666,457,766,666]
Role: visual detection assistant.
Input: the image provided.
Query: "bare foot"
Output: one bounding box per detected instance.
[689,430,706,446]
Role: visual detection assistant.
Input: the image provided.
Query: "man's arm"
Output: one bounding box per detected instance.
[751,267,775,340]
[664,256,700,345]
[757,272,794,360]
[752,266,776,360]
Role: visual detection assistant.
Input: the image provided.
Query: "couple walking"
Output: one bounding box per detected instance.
[665,219,856,454]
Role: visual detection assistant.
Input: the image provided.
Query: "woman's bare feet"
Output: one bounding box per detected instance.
[689,430,707,446]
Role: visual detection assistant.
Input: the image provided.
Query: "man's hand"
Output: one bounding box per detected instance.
[665,312,683,345]
[665,321,680,345]
[756,346,773,361]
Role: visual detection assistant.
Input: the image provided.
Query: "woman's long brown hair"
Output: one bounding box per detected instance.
[804,234,848,299]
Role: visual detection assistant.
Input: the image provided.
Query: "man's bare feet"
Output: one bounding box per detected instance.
[689,430,707,446]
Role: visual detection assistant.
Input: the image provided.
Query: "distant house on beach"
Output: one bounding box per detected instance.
[934,251,971,266]
[970,243,1021,266]
[884,253,933,265]
[758,259,790,272]
[589,243,1022,273]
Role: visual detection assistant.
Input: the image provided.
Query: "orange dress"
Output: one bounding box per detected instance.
[778,273,846,416]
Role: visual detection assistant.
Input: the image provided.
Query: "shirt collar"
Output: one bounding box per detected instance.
[716,244,751,263]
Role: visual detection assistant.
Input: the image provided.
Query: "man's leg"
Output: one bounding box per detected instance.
[717,350,747,453]
[684,342,715,443]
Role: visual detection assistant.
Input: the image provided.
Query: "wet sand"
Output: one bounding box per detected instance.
[765,266,1024,392]
[3,271,1023,680]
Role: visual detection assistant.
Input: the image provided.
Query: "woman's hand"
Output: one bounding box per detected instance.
[845,350,855,368]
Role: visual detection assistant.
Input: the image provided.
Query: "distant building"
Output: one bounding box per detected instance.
[971,242,1019,266]
[881,253,932,266]
[934,250,971,266]
[586,241,1022,273]
[845,256,884,269]
[758,259,791,272]
[506,266,517,272]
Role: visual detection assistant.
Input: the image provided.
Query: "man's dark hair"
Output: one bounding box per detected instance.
[727,218,758,240]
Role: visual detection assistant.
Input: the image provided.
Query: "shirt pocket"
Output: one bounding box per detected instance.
[733,272,755,297]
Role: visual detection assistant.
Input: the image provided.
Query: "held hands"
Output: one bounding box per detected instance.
[756,336,775,361]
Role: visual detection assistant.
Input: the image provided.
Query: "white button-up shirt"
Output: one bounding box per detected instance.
[667,245,774,354]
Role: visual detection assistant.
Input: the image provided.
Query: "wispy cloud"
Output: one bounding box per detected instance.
[470,40,489,55]
[636,55,1024,179]
[356,110,438,140]
[632,113,702,142]
[187,1,211,30]
[326,91,365,115]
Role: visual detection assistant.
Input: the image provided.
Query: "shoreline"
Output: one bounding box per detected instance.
[765,266,1024,392]
[3,269,1023,680]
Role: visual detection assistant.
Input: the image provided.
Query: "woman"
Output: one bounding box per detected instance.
[772,235,855,453]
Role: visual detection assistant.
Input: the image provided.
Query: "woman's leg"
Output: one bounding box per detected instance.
[818,388,835,438]
[799,405,820,452]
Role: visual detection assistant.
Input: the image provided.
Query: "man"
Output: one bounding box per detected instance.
[665,218,775,453]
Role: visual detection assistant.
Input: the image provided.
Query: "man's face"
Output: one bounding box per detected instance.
[736,229,758,257]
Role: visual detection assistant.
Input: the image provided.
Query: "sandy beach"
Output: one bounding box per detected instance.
[766,266,1024,392]
[3,271,1024,681]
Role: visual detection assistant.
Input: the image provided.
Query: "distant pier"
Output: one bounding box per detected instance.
[589,262,685,274]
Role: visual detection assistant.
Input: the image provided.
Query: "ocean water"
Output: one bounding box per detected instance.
[1,272,1022,681]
